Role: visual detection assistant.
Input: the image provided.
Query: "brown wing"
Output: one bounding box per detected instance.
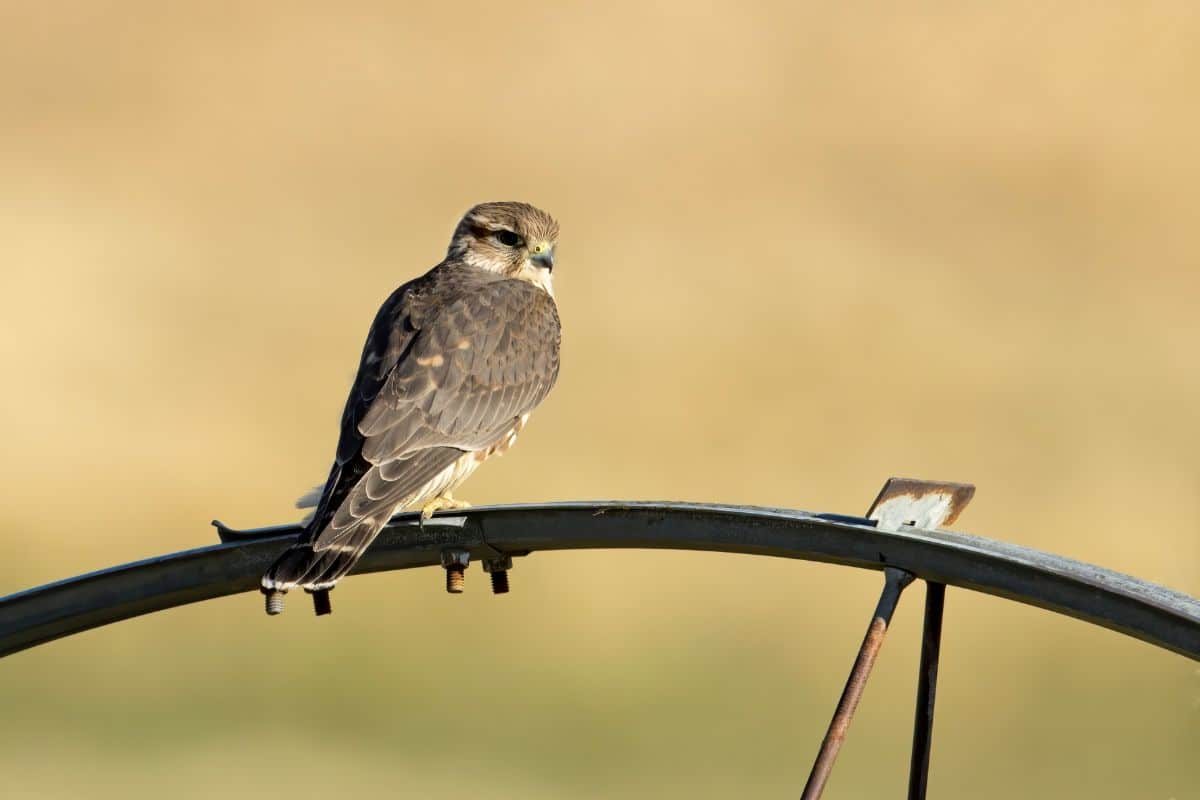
[310,277,560,552]
[290,277,424,542]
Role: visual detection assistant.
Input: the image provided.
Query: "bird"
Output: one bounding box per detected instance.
[261,201,561,615]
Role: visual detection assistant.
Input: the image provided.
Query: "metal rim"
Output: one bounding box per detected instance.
[2,500,1197,660]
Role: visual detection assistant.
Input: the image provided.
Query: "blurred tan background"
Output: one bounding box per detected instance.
[2,2,1198,797]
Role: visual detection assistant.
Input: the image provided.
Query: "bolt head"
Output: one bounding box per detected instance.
[483,555,513,573]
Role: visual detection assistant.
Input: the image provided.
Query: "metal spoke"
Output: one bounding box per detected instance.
[0,489,1197,798]
[908,580,945,800]
[801,566,916,800]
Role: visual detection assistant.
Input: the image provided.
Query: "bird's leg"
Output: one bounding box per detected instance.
[420,491,472,520]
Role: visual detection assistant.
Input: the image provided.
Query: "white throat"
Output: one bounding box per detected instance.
[517,261,555,297]
[461,250,555,297]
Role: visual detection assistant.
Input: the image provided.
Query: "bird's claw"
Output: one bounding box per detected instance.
[419,493,472,521]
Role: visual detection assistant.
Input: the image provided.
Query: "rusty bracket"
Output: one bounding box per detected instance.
[866,477,975,532]
[802,477,975,800]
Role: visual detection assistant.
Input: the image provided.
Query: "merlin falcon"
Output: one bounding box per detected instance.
[262,202,561,615]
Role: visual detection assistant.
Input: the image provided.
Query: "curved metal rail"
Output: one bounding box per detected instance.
[4,499,1198,799]
[3,501,1197,659]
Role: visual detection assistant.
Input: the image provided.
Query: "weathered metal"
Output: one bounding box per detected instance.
[1,501,1197,660]
[309,588,332,616]
[909,581,946,800]
[483,554,513,595]
[802,477,974,799]
[440,548,471,594]
[867,477,976,531]
[802,567,916,800]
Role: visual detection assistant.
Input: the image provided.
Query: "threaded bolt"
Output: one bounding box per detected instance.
[483,555,513,595]
[311,589,332,616]
[489,569,510,594]
[440,549,470,594]
[264,590,285,616]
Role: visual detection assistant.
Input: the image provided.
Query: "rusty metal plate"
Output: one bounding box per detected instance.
[866,478,976,532]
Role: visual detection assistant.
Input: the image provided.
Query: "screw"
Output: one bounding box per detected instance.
[490,570,509,594]
[264,590,285,616]
[483,555,513,595]
[310,589,332,616]
[440,549,470,594]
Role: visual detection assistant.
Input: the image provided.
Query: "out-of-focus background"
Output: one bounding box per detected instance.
[2,3,1198,797]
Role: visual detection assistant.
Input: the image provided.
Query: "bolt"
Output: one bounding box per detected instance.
[440,549,470,594]
[310,589,332,616]
[483,555,513,595]
[264,590,285,616]
[490,570,509,594]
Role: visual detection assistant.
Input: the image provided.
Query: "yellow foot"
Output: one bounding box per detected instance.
[420,493,472,520]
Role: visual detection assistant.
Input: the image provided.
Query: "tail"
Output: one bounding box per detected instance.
[262,518,384,592]
[261,447,466,614]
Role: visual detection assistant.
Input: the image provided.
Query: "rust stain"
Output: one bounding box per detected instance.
[866,477,976,529]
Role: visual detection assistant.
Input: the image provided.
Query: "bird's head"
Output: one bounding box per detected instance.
[449,202,560,294]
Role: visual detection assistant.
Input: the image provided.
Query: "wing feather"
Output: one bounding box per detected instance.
[306,277,559,554]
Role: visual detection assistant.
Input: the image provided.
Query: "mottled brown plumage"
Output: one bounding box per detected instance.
[262,202,561,600]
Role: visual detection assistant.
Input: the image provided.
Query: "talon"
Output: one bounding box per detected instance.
[420,493,472,520]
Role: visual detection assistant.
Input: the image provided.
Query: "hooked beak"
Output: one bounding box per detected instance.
[531,244,555,271]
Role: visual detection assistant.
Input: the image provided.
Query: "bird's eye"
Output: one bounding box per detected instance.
[495,230,523,247]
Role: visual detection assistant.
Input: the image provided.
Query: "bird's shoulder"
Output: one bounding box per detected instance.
[419,267,559,338]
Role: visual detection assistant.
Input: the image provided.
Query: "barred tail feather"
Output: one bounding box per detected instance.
[262,447,470,595]
[261,518,386,592]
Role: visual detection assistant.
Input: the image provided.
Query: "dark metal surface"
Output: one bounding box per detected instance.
[908,581,946,800]
[2,501,1199,659]
[802,567,915,800]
